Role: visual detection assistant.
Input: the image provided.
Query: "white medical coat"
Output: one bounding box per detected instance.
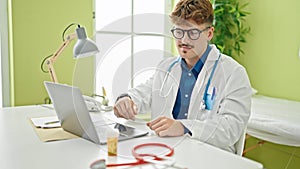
[128,44,252,153]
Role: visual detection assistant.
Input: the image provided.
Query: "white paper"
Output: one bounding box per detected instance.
[31,116,61,128]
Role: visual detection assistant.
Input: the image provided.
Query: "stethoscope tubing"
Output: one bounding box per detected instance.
[104,143,174,167]
[160,53,221,109]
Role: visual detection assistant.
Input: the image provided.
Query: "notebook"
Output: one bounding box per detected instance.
[44,81,148,144]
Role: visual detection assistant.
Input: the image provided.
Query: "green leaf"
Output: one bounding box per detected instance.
[212,0,251,57]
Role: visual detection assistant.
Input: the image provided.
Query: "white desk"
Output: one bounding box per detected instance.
[0,105,263,169]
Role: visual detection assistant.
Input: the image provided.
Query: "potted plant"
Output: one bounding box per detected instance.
[210,0,251,57]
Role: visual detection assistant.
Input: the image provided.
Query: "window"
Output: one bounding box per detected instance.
[95,0,174,102]
[0,0,9,107]
[0,33,2,108]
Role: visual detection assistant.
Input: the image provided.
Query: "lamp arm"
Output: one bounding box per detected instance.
[46,33,77,82]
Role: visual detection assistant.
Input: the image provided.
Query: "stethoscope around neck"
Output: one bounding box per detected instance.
[159,53,221,111]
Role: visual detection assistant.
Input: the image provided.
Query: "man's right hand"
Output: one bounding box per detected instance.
[113,97,137,120]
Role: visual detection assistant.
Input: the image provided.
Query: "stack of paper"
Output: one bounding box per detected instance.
[31,116,61,128]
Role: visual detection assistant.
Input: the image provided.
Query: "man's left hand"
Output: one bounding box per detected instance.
[147,116,184,137]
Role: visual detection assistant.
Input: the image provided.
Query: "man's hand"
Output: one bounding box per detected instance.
[113,97,137,120]
[147,116,184,137]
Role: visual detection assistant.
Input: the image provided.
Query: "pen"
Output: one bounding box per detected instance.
[44,120,60,125]
[211,87,216,100]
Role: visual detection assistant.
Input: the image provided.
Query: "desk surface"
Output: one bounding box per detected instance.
[0,105,263,169]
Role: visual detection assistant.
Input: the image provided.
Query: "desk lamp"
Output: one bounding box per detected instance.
[45,24,99,83]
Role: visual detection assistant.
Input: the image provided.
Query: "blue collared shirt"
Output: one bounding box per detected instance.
[172,45,211,133]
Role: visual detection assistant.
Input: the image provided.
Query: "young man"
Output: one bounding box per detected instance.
[114,0,252,153]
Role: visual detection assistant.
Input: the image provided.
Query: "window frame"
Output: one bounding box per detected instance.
[94,0,174,101]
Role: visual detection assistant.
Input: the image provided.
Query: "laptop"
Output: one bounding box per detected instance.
[44,81,148,144]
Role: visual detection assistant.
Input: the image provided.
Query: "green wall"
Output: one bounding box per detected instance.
[245,137,300,169]
[172,0,300,168]
[9,0,95,106]
[236,0,300,102]
[6,0,300,168]
[237,1,300,168]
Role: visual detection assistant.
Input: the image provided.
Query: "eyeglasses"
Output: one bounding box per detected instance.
[170,26,211,40]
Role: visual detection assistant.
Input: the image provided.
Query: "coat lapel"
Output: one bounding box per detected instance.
[188,45,220,118]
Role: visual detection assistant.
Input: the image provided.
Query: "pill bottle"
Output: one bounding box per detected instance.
[107,128,119,156]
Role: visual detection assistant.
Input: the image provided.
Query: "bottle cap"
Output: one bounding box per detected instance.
[106,128,119,138]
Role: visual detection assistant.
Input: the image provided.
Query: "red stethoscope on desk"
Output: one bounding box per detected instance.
[90,143,185,168]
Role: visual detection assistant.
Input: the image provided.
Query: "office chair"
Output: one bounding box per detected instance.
[235,128,247,156]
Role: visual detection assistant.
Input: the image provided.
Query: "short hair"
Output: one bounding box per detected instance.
[170,0,214,26]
